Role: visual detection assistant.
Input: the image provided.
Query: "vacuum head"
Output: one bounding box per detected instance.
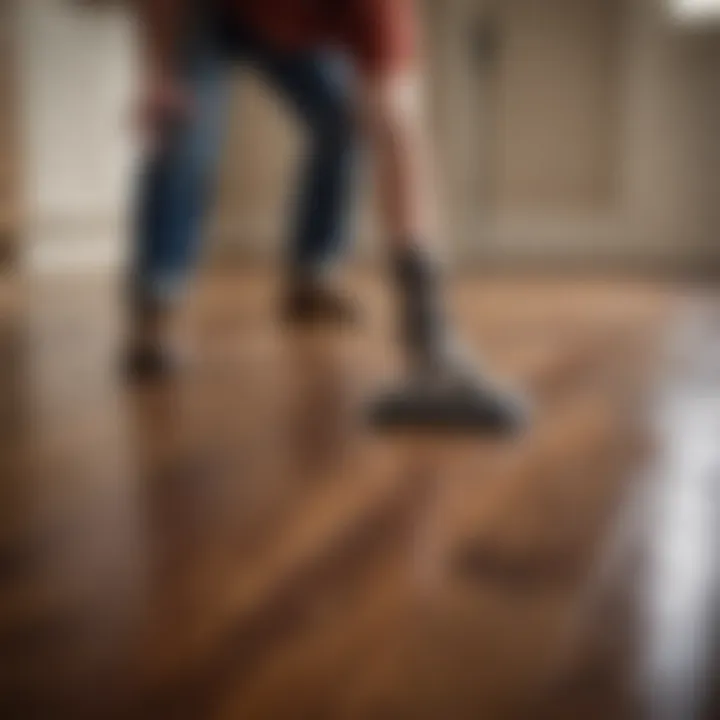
[367,375,531,434]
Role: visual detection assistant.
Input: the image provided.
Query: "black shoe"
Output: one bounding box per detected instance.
[123,342,184,382]
[122,299,188,382]
[282,281,360,327]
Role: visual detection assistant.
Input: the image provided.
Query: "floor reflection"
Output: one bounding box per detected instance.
[3,272,718,719]
[640,300,720,720]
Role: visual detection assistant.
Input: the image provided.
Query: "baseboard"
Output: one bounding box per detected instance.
[206,224,720,280]
[22,215,128,274]
[18,215,720,281]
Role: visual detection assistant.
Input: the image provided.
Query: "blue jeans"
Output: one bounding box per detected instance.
[132,10,356,307]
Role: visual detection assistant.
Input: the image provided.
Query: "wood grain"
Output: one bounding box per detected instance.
[1,268,715,719]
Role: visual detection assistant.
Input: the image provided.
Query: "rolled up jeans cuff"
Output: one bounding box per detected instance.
[128,272,188,314]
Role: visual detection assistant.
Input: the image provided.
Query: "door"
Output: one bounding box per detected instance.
[442,0,624,261]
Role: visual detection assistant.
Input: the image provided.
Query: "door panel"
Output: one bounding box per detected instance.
[490,0,622,217]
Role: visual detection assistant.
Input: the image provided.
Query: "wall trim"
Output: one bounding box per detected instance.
[23,214,128,274]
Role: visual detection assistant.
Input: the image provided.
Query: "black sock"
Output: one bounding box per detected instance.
[392,244,447,371]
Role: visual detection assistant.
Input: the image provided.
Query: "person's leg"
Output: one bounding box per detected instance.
[251,50,359,322]
[128,12,232,373]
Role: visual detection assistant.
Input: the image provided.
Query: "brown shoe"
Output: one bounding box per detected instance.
[123,305,187,381]
[281,280,360,327]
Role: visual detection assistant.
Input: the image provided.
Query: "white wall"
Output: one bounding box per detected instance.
[670,0,720,22]
[17,0,136,272]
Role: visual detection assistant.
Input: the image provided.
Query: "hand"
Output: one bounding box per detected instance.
[135,69,192,150]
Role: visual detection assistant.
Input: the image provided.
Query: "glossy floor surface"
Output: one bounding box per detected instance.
[1,270,719,720]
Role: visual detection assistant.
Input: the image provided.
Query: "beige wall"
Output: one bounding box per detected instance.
[621,0,720,264]
[491,0,621,215]
[212,0,720,270]
[425,0,720,267]
[9,0,720,272]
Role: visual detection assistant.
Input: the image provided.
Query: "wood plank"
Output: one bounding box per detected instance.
[2,269,717,720]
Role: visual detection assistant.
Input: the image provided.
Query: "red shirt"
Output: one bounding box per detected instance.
[232,0,417,74]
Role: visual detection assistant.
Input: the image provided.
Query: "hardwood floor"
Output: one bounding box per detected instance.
[0,269,718,719]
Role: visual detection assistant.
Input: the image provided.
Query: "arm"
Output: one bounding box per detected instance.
[134,0,187,78]
[132,0,191,144]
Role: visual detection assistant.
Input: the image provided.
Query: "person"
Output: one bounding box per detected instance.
[129,0,527,430]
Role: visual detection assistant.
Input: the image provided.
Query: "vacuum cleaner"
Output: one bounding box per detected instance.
[367,350,531,434]
[367,247,531,434]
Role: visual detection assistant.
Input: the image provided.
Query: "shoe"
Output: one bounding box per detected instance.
[123,342,184,382]
[122,303,186,382]
[282,280,360,327]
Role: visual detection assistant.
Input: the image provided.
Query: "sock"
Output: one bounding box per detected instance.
[392,244,448,372]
